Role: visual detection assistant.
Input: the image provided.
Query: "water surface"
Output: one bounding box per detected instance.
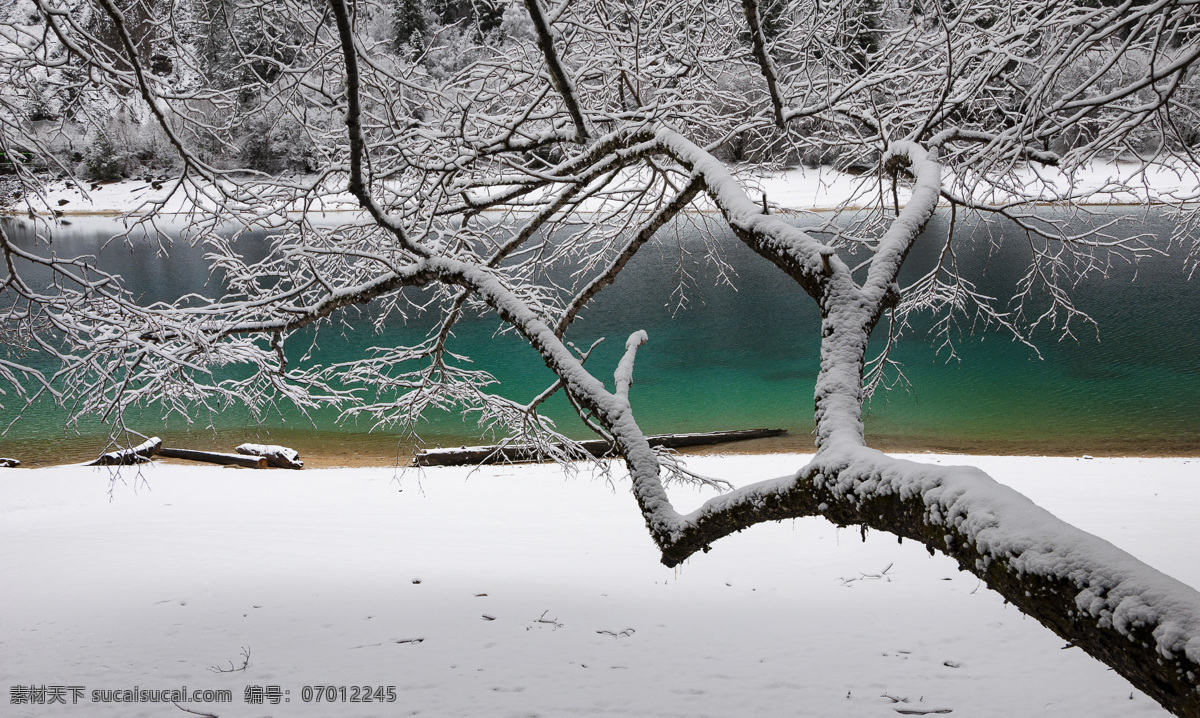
[2,210,1197,465]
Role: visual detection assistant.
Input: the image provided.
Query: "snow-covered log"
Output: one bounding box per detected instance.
[0,458,20,468]
[236,443,304,470]
[87,437,162,466]
[158,447,267,469]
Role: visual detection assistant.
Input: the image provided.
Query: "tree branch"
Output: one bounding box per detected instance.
[523,0,589,142]
[740,0,786,129]
[656,445,1200,717]
[556,175,704,337]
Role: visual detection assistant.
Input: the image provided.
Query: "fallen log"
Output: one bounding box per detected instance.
[88,437,162,466]
[0,457,20,468]
[643,428,787,450]
[414,428,787,467]
[236,443,303,469]
[158,447,268,469]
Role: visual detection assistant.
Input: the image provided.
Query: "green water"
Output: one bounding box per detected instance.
[2,210,1198,463]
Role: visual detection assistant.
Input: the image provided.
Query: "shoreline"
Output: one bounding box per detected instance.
[9,430,1200,469]
[4,159,1196,219]
[4,197,1190,219]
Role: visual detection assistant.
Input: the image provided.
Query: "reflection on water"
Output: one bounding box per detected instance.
[1,209,1198,465]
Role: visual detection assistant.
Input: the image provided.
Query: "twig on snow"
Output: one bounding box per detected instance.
[209,646,250,673]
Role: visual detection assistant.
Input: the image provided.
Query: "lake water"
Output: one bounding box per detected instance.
[2,209,1198,465]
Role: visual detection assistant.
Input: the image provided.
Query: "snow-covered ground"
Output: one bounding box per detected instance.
[751,160,1200,210]
[3,453,1196,717]
[11,159,1198,218]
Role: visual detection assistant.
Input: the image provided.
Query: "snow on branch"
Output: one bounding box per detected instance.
[654,445,1200,715]
[613,330,647,401]
[860,141,943,311]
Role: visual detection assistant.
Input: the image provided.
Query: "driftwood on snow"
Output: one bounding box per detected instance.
[236,443,304,469]
[413,428,787,467]
[158,447,268,469]
[87,437,162,466]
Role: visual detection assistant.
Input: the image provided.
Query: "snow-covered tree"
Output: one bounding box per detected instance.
[2,0,1200,712]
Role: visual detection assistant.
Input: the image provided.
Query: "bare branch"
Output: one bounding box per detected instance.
[522,0,589,142]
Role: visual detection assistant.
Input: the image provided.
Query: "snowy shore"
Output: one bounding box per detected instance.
[9,159,1198,218]
[3,453,1196,717]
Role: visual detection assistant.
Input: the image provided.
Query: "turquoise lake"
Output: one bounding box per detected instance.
[2,209,1198,464]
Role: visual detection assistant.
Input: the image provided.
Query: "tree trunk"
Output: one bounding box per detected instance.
[657,446,1200,716]
[649,294,1200,715]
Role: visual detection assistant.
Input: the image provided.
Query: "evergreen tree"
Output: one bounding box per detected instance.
[392,0,428,50]
[759,0,787,41]
[428,0,504,40]
[847,0,882,75]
